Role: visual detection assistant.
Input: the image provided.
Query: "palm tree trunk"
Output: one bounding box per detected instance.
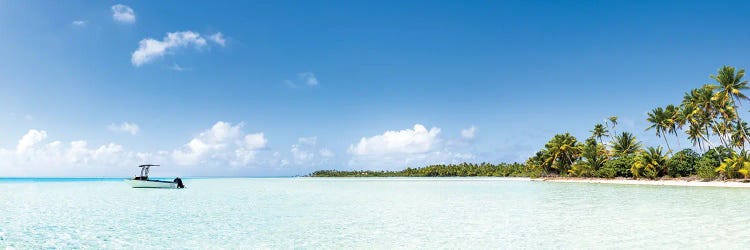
[663,136,672,154]
[732,98,750,149]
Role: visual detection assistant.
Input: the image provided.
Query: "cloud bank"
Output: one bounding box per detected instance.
[0,122,482,176]
[0,129,141,176]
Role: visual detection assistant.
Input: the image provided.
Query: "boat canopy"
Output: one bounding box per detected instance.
[137,164,160,178]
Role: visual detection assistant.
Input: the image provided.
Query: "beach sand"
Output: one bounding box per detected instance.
[533,177,750,188]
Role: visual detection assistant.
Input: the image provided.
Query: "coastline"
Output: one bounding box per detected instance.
[308,175,750,188]
[533,177,750,188]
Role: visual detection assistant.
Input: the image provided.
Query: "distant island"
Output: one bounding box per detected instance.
[312,66,750,182]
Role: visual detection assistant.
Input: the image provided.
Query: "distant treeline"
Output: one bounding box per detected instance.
[309,162,532,177]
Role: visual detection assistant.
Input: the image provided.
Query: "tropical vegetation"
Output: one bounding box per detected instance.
[311,66,750,181]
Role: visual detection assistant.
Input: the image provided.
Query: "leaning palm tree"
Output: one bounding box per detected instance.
[731,121,749,150]
[611,132,642,156]
[686,124,707,152]
[684,85,719,150]
[590,124,609,144]
[712,66,750,147]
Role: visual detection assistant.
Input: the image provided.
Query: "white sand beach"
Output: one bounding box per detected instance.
[533,177,750,188]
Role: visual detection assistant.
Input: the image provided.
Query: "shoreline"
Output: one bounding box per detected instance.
[308,176,750,188]
[533,177,750,188]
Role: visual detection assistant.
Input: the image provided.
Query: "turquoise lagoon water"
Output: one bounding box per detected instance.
[1,177,749,249]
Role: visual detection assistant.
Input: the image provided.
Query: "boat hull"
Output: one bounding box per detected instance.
[125,179,177,188]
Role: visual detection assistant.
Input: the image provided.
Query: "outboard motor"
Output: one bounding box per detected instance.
[173,177,185,188]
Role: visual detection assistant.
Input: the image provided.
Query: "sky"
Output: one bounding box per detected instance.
[1,0,750,177]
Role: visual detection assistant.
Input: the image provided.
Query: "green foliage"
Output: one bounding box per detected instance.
[696,157,718,181]
[646,107,676,152]
[695,147,731,181]
[603,154,636,178]
[716,151,750,179]
[543,133,581,176]
[594,164,616,178]
[526,150,549,176]
[703,146,733,164]
[568,137,608,177]
[666,149,700,177]
[569,161,595,177]
[611,132,642,156]
[590,124,609,143]
[309,162,532,177]
[631,147,667,179]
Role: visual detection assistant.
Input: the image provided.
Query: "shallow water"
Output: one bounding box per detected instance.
[1,177,749,249]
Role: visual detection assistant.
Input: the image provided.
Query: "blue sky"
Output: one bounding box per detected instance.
[1,0,750,176]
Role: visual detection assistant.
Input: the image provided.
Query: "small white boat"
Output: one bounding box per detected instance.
[125,164,185,189]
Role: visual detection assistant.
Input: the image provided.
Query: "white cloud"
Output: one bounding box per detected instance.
[285,72,319,88]
[111,4,135,24]
[208,32,226,46]
[346,124,477,170]
[23,114,33,121]
[16,129,47,154]
[71,20,87,27]
[0,122,278,176]
[108,122,140,135]
[171,121,267,166]
[131,31,212,66]
[348,124,441,156]
[461,126,477,140]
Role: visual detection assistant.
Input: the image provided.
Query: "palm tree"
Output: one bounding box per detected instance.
[570,137,608,177]
[683,85,719,150]
[582,137,607,169]
[646,107,671,152]
[712,66,749,106]
[664,104,680,149]
[686,124,707,152]
[611,132,642,156]
[526,150,550,176]
[631,146,667,179]
[731,121,749,150]
[606,116,619,136]
[712,65,750,147]
[543,133,581,175]
[590,124,609,144]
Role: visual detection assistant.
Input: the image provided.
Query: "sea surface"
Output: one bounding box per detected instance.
[1,177,749,249]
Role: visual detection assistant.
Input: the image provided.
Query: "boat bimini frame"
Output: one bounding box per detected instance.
[135,164,159,180]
